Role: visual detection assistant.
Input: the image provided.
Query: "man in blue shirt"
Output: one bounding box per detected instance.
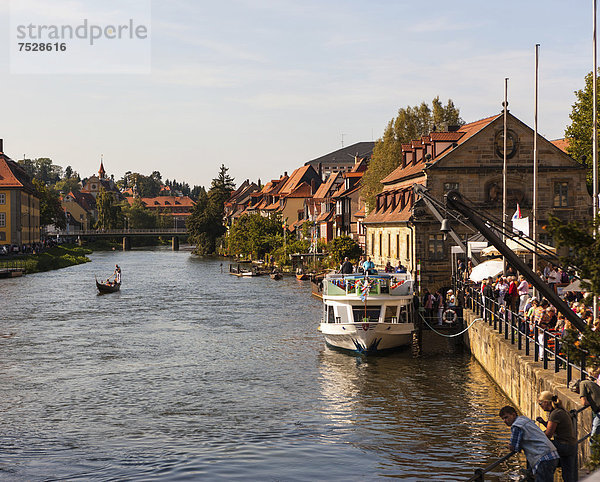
[362,256,375,274]
[499,406,559,481]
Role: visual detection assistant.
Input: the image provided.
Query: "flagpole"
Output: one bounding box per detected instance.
[533,44,539,297]
[503,78,508,275]
[593,0,598,321]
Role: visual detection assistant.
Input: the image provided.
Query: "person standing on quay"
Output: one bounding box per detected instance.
[536,391,577,482]
[499,406,559,481]
[517,274,530,315]
[578,377,600,440]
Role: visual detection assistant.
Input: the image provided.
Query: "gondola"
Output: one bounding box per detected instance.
[95,276,121,294]
[270,272,283,280]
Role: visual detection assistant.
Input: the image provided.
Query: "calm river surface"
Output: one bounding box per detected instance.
[0,248,523,481]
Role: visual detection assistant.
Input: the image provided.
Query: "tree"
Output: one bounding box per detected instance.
[19,158,62,185]
[120,198,157,229]
[210,164,235,205]
[32,179,66,229]
[327,235,362,265]
[187,189,227,255]
[95,188,122,229]
[55,177,81,194]
[361,97,464,209]
[565,70,599,189]
[226,213,282,259]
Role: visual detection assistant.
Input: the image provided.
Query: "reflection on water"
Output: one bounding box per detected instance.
[317,349,525,480]
[0,248,522,480]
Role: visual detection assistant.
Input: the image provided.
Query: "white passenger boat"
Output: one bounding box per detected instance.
[318,272,415,354]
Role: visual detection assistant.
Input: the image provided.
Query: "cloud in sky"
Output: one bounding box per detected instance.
[0,0,595,187]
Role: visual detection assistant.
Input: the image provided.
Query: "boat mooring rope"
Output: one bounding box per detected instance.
[418,312,482,338]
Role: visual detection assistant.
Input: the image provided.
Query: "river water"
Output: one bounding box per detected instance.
[0,248,524,481]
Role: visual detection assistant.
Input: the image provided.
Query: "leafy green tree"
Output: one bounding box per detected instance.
[95,188,122,229]
[55,177,81,194]
[19,158,63,185]
[361,97,463,209]
[32,179,66,229]
[226,213,282,259]
[327,235,362,265]
[565,70,600,189]
[120,198,157,229]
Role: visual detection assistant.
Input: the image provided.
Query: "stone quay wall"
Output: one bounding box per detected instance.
[462,309,592,462]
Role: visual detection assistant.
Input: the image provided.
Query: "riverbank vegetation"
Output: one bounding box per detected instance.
[224,212,361,269]
[1,244,92,274]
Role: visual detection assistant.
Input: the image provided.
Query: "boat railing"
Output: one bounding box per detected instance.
[324,273,413,297]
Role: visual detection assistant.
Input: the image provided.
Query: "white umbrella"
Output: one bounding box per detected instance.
[480,238,556,257]
[469,259,504,282]
[563,279,589,292]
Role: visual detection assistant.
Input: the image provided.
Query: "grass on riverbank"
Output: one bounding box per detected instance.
[0,244,92,274]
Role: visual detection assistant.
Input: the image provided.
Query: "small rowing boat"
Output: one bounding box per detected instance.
[95,276,121,294]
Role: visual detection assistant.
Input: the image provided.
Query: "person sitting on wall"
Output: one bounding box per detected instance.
[384,261,394,273]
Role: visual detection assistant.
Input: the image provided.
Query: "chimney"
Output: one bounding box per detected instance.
[284,171,288,177]
[0,139,3,153]
[318,162,322,180]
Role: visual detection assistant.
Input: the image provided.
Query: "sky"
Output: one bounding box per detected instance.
[0,0,595,189]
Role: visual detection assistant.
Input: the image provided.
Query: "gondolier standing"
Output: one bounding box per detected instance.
[114,265,121,284]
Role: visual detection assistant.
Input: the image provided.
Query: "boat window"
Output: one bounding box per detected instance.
[328,305,335,323]
[398,306,409,323]
[380,279,389,294]
[352,306,380,323]
[384,306,398,322]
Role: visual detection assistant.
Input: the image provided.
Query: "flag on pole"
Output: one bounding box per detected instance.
[512,204,522,220]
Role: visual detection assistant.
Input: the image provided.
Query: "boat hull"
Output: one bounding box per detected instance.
[318,322,413,354]
[96,281,121,293]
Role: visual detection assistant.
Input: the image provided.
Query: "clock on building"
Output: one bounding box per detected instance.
[494,130,518,159]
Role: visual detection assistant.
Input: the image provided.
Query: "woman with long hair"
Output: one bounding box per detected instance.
[536,391,577,482]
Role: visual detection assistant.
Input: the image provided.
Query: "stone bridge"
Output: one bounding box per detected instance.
[54,228,188,250]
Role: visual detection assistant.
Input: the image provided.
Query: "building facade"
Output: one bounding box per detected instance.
[363,113,589,290]
[0,140,40,247]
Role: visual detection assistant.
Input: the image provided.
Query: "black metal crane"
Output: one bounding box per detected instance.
[444,190,586,333]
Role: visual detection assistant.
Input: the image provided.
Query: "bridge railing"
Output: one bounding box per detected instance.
[54,228,188,236]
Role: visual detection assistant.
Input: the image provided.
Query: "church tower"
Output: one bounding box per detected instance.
[98,155,106,180]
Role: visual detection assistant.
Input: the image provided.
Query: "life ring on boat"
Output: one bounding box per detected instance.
[443,309,457,324]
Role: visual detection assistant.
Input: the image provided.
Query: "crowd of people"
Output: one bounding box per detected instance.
[338,256,407,275]
[457,259,595,361]
[0,238,61,256]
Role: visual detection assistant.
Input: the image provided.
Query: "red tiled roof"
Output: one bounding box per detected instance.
[280,166,313,195]
[0,155,35,192]
[285,182,313,198]
[354,206,366,217]
[363,203,412,224]
[429,132,464,142]
[127,196,195,208]
[381,115,501,185]
[316,210,334,222]
[313,172,340,199]
[381,161,425,185]
[551,138,570,153]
